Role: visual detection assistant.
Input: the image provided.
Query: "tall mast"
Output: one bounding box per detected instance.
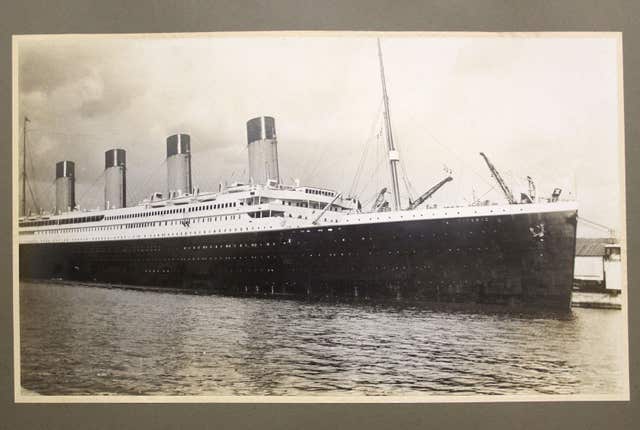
[377,38,402,211]
[21,116,29,217]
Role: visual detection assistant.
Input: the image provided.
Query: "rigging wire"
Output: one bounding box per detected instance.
[411,112,573,203]
[297,133,327,185]
[348,100,384,196]
[189,134,224,191]
[398,156,416,202]
[304,101,383,189]
[477,185,498,201]
[577,216,616,236]
[26,179,40,214]
[77,170,106,208]
[191,133,249,190]
[20,123,56,214]
[349,123,383,197]
[132,159,167,204]
[23,131,41,213]
[44,181,56,211]
[400,110,496,191]
[303,133,337,187]
[354,131,387,199]
[349,136,372,196]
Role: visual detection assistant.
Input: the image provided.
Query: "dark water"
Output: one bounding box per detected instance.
[20,281,627,396]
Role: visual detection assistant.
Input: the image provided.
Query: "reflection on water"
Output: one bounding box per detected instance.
[19,281,627,396]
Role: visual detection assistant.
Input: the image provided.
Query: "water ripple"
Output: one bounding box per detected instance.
[19,281,626,396]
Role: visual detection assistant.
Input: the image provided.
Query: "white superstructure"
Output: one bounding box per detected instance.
[18,179,577,245]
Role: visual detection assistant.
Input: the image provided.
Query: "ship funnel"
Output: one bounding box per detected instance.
[55,160,76,214]
[104,149,126,209]
[247,116,279,185]
[166,133,192,198]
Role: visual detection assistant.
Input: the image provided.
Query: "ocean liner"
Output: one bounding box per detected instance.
[18,40,578,309]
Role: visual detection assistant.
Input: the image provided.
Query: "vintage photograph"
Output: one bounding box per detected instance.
[14,32,628,400]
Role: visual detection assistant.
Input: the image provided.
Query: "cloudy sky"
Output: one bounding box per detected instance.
[17,33,622,237]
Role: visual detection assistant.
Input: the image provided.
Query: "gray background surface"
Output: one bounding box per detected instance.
[1,1,638,429]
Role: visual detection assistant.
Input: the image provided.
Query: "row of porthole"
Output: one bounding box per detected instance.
[32,211,295,236]
[28,223,287,243]
[135,262,493,274]
[28,231,494,247]
[137,255,284,262]
[343,208,527,224]
[28,215,508,244]
[132,256,270,263]
[109,246,296,261]
[34,215,244,236]
[182,240,290,250]
[116,245,496,261]
[32,219,365,243]
[104,201,244,221]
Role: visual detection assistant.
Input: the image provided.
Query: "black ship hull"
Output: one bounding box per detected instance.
[19,209,577,309]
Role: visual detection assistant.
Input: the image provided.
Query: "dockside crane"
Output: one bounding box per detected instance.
[479,152,516,204]
[371,187,388,212]
[406,176,453,210]
[519,176,537,203]
[527,176,536,201]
